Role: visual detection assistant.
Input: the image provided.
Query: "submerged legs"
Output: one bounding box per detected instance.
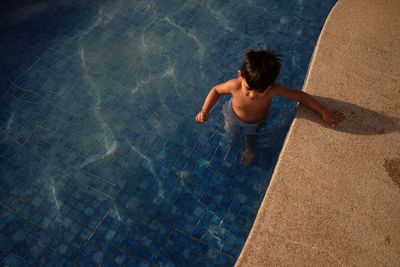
[241,135,256,165]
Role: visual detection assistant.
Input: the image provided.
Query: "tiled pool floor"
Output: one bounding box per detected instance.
[0,0,335,265]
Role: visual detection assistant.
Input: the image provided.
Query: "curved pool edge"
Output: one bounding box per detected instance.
[236,0,400,265]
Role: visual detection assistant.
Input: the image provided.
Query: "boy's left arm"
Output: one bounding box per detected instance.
[272,84,345,127]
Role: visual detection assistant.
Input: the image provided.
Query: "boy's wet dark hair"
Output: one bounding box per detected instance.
[240,50,281,91]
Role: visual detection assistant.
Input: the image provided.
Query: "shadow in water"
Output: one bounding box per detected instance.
[0,0,101,81]
[296,96,400,135]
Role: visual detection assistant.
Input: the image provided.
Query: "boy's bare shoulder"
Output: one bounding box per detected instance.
[267,83,286,95]
[222,78,241,90]
[269,82,284,90]
[215,78,241,95]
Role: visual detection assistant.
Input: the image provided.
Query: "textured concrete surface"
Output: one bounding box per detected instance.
[236,0,400,266]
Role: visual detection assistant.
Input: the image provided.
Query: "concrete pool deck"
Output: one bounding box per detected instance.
[236,0,400,266]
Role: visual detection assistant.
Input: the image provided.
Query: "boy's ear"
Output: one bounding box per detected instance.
[237,70,242,78]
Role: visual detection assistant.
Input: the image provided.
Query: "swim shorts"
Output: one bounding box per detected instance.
[222,99,265,136]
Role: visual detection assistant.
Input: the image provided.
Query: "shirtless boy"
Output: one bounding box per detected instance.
[195,50,345,164]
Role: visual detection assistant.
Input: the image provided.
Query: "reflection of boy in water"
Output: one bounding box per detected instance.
[196,50,345,164]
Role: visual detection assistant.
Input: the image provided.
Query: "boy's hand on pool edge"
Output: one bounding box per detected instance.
[195,111,209,124]
[322,110,345,127]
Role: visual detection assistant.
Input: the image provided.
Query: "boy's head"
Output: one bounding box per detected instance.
[240,50,281,91]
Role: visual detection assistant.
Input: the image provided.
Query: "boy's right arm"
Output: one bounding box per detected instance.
[195,79,237,124]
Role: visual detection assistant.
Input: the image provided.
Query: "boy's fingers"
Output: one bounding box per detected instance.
[332,111,345,123]
[334,111,345,117]
[336,114,345,121]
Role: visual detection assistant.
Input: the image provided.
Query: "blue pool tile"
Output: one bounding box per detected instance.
[215,252,235,266]
[92,251,104,265]
[23,249,41,265]
[1,254,22,266]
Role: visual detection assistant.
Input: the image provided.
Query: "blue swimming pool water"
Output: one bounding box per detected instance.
[0,0,336,265]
